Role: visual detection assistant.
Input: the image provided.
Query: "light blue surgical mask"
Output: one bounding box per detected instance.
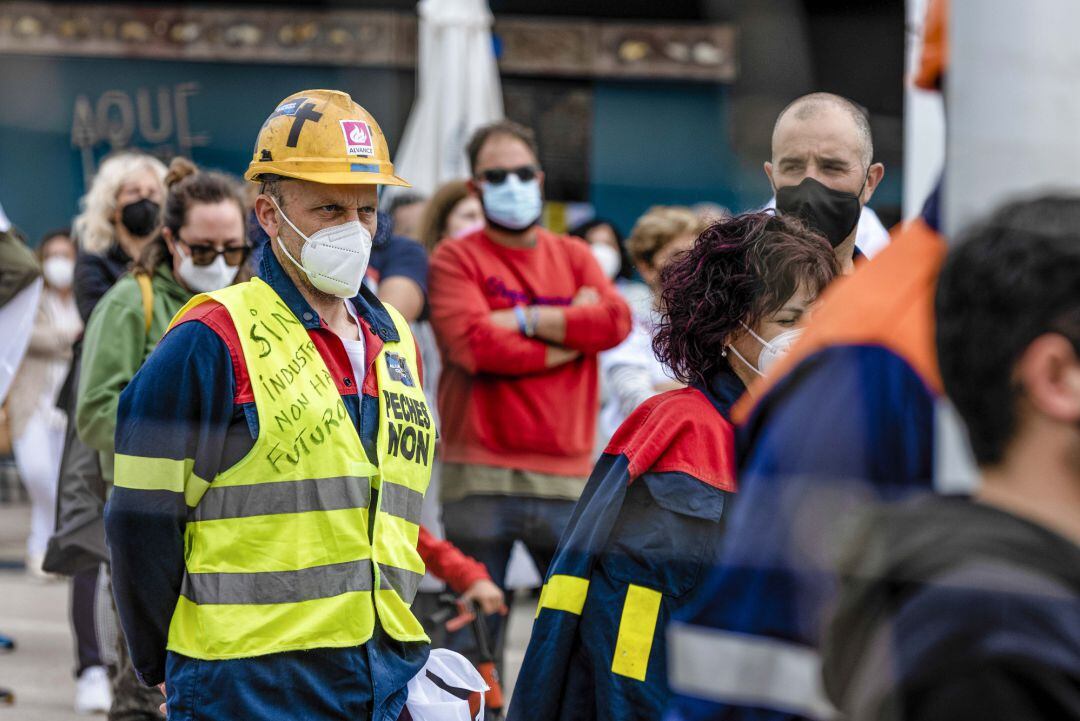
[481,174,543,231]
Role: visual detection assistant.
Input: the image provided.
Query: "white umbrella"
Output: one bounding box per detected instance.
[387,0,504,202]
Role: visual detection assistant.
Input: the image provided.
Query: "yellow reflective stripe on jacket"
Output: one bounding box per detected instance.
[168,592,376,661]
[113,454,210,508]
[611,584,662,681]
[537,574,590,617]
[371,513,424,574]
[185,507,371,574]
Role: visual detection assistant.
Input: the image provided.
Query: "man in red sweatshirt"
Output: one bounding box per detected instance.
[429,119,631,666]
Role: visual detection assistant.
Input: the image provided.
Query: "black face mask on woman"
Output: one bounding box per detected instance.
[120,198,161,237]
[775,176,864,248]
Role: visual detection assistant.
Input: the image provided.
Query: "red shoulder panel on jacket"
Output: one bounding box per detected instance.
[605,387,737,492]
[172,300,254,404]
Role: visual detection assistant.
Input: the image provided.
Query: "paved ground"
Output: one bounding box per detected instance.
[0,501,532,719]
[0,502,82,720]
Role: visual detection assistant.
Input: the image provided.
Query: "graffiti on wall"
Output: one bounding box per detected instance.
[70,81,210,185]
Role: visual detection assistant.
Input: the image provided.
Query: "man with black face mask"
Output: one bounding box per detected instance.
[767,92,886,273]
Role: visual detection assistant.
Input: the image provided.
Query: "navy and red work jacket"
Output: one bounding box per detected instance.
[507,370,744,721]
[104,249,484,719]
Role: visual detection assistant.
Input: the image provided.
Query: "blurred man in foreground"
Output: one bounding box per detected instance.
[823,196,1080,720]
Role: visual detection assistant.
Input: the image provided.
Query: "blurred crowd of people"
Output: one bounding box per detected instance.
[0,19,1077,719]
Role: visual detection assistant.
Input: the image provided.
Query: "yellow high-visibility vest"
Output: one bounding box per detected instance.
[154,277,433,660]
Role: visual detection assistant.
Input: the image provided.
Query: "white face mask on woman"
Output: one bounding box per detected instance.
[726,322,804,377]
[42,256,75,290]
[590,243,621,280]
[271,196,372,299]
[176,246,239,293]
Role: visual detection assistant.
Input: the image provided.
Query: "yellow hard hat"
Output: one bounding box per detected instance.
[244,89,409,187]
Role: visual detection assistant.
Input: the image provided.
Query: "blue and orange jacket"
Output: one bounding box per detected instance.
[104,249,483,719]
[508,369,744,721]
[664,215,947,721]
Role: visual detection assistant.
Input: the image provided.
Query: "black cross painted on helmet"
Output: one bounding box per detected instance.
[286,101,323,148]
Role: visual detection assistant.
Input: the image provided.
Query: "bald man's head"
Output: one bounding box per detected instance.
[765,92,885,273]
[773,93,873,168]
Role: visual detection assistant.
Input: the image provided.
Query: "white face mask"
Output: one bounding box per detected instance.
[727,322,804,377]
[590,243,621,280]
[271,196,372,299]
[177,246,239,293]
[42,256,74,290]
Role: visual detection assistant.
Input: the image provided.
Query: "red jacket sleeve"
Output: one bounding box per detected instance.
[560,240,632,354]
[428,242,549,376]
[417,525,491,594]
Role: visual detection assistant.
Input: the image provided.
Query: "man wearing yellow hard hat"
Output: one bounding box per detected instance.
[105,90,437,720]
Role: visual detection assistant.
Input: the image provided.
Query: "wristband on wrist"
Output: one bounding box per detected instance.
[526,306,539,338]
[514,305,529,336]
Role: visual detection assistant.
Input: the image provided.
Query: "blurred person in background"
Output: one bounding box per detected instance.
[569,218,651,324]
[7,231,107,713]
[568,219,630,283]
[418,179,485,253]
[429,119,631,674]
[72,153,167,322]
[0,213,43,708]
[387,191,428,242]
[79,157,248,721]
[510,212,840,720]
[365,210,429,323]
[766,93,886,272]
[822,196,1080,721]
[8,230,81,577]
[598,206,706,440]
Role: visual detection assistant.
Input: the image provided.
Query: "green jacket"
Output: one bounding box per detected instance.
[0,227,40,305]
[76,262,192,482]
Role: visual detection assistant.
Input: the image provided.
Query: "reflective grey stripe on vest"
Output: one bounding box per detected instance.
[377,563,423,604]
[667,622,836,720]
[181,559,374,605]
[191,476,371,522]
[378,482,423,524]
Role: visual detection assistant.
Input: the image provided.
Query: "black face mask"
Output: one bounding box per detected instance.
[120,198,161,237]
[775,177,863,248]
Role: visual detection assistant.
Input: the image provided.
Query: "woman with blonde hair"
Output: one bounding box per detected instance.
[72,152,166,321]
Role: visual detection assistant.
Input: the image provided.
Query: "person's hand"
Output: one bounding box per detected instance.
[572,286,600,306]
[489,308,519,331]
[158,683,167,717]
[461,579,507,616]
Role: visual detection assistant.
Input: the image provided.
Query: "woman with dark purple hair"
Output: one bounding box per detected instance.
[509,212,840,720]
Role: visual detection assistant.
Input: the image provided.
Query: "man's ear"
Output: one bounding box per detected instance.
[466,178,481,197]
[254,194,281,240]
[862,162,885,205]
[1017,333,1080,423]
[764,161,775,191]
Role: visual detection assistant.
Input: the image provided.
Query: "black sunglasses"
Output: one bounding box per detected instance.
[477,165,540,185]
[180,239,251,268]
